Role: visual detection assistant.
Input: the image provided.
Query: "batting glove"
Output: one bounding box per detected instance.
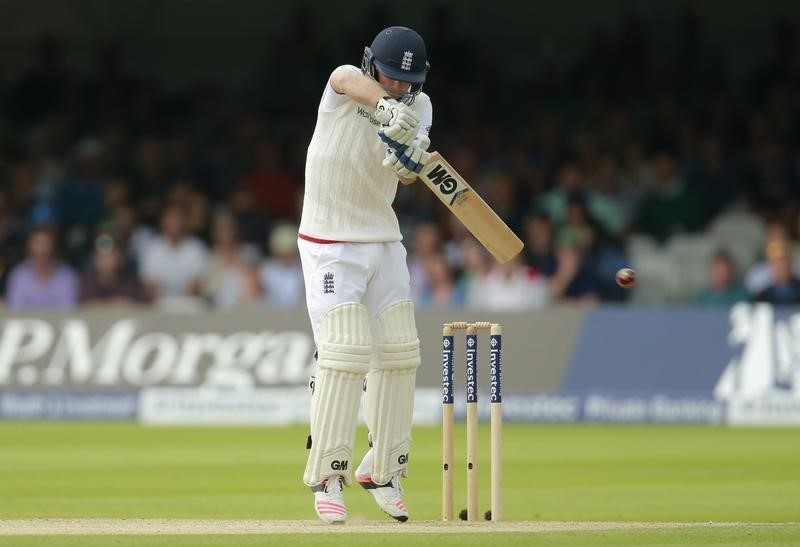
[383,144,431,179]
[374,97,419,129]
[378,123,417,151]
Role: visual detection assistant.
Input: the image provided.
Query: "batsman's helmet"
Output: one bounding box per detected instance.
[362,26,429,104]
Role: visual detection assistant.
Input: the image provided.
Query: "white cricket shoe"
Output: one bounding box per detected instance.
[310,476,347,524]
[356,461,409,522]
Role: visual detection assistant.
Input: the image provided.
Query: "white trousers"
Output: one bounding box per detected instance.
[298,238,411,339]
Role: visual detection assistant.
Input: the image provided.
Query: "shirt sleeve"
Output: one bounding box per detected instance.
[415,94,433,137]
[319,65,361,113]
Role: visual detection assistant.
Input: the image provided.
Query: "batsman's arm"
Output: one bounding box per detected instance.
[330,66,388,109]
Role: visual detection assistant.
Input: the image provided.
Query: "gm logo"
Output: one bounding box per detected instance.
[425,164,458,194]
[426,163,470,205]
[398,454,409,465]
[331,460,348,471]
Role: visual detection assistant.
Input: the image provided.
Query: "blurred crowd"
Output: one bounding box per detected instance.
[1,6,800,312]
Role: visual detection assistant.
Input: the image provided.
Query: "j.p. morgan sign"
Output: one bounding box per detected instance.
[0,318,316,388]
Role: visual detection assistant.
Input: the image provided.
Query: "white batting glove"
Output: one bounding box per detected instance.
[383,144,431,179]
[375,97,419,129]
[379,121,419,150]
[412,133,430,152]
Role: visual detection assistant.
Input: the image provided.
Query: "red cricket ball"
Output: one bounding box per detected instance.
[615,267,636,288]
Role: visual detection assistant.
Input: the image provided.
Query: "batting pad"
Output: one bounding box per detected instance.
[363,300,421,485]
[304,303,372,487]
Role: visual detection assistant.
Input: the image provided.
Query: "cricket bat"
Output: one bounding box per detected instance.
[418,152,524,263]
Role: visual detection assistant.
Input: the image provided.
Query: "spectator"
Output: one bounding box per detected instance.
[103,203,154,269]
[2,11,800,310]
[202,212,261,310]
[56,137,107,228]
[238,138,302,221]
[102,176,132,212]
[636,151,703,242]
[79,233,148,306]
[8,162,40,224]
[790,208,800,260]
[692,250,750,306]
[467,255,549,311]
[522,211,558,277]
[183,184,211,239]
[0,190,24,295]
[744,220,800,295]
[618,139,654,196]
[558,194,629,301]
[587,153,636,237]
[130,137,169,225]
[742,140,797,214]
[536,162,585,225]
[408,222,442,303]
[228,186,270,249]
[754,240,800,304]
[5,225,78,310]
[260,222,303,309]
[139,205,209,305]
[455,237,490,299]
[440,216,468,269]
[415,253,464,309]
[548,221,600,304]
[685,134,740,222]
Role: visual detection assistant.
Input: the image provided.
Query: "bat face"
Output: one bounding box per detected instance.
[424,163,471,206]
[418,152,524,263]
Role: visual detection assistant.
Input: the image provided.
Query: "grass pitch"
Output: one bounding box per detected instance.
[0,423,798,545]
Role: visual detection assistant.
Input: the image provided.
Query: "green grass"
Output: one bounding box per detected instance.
[1,423,799,545]
[1,526,800,547]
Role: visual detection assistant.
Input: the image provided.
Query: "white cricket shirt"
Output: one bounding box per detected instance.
[300,65,432,242]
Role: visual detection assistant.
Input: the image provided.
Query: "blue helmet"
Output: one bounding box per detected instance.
[362,26,429,104]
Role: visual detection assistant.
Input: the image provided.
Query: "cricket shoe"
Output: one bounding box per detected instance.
[355,470,409,522]
[310,476,347,524]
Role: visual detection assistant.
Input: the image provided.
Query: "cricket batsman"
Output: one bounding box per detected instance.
[298,26,433,523]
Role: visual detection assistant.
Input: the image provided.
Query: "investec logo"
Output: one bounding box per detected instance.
[489,335,502,403]
[465,335,477,403]
[0,318,316,388]
[425,162,469,205]
[715,303,799,399]
[441,335,453,404]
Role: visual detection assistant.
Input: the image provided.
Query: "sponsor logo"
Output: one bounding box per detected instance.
[0,390,138,419]
[490,334,502,403]
[323,272,335,294]
[441,336,453,404]
[465,335,477,403]
[0,318,316,388]
[398,453,408,464]
[583,394,724,423]
[424,163,470,205]
[716,303,800,400]
[331,460,348,471]
[425,164,458,194]
[356,106,381,127]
